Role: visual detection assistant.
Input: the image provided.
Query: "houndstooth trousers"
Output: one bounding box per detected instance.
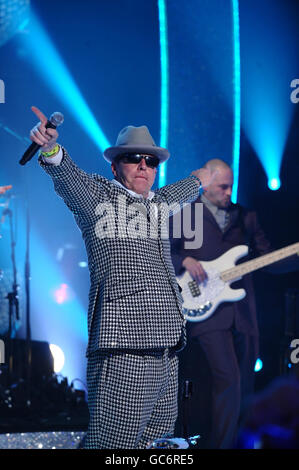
[84,348,179,449]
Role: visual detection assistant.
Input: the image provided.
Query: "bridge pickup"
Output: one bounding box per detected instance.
[188,280,201,297]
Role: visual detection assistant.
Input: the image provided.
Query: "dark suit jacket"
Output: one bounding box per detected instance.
[170,198,273,337]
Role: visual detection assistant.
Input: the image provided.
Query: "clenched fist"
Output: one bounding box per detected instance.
[191,167,218,190]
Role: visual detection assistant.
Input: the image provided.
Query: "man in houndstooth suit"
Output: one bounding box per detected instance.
[29,106,212,449]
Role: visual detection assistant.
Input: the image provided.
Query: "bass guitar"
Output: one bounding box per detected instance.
[176,242,299,322]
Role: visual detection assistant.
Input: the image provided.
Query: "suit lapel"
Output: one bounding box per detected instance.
[200,198,241,235]
[223,204,240,234]
[200,198,222,232]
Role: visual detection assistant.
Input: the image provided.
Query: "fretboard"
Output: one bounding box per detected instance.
[221,242,299,282]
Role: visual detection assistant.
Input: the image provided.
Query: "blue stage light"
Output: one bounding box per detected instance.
[231,0,241,204]
[158,0,169,187]
[240,1,297,193]
[254,358,263,372]
[268,177,281,191]
[23,10,110,155]
[78,261,88,268]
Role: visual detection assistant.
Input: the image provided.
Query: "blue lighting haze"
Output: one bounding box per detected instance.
[240,0,298,192]
[23,10,110,154]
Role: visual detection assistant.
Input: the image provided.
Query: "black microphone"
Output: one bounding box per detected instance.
[19,111,64,166]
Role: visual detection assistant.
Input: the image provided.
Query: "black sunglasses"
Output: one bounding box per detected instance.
[116,153,160,168]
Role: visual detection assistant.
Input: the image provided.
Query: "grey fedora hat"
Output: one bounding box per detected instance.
[103,125,170,163]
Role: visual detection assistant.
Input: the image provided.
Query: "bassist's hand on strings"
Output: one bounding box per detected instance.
[182,256,208,284]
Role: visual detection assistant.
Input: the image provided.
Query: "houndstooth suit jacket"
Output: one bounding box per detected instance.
[40,148,201,356]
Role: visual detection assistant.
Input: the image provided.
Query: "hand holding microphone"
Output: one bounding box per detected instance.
[19,106,64,165]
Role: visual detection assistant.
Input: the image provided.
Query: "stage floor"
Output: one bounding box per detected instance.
[0,431,86,449]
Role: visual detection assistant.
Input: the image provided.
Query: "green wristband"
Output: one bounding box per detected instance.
[40,144,60,157]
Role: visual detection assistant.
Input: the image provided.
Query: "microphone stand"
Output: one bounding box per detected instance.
[5,207,19,387]
[25,203,32,407]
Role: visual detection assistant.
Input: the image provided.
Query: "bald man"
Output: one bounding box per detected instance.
[170,159,273,449]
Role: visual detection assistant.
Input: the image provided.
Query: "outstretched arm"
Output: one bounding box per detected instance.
[155,167,216,207]
[30,106,109,222]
